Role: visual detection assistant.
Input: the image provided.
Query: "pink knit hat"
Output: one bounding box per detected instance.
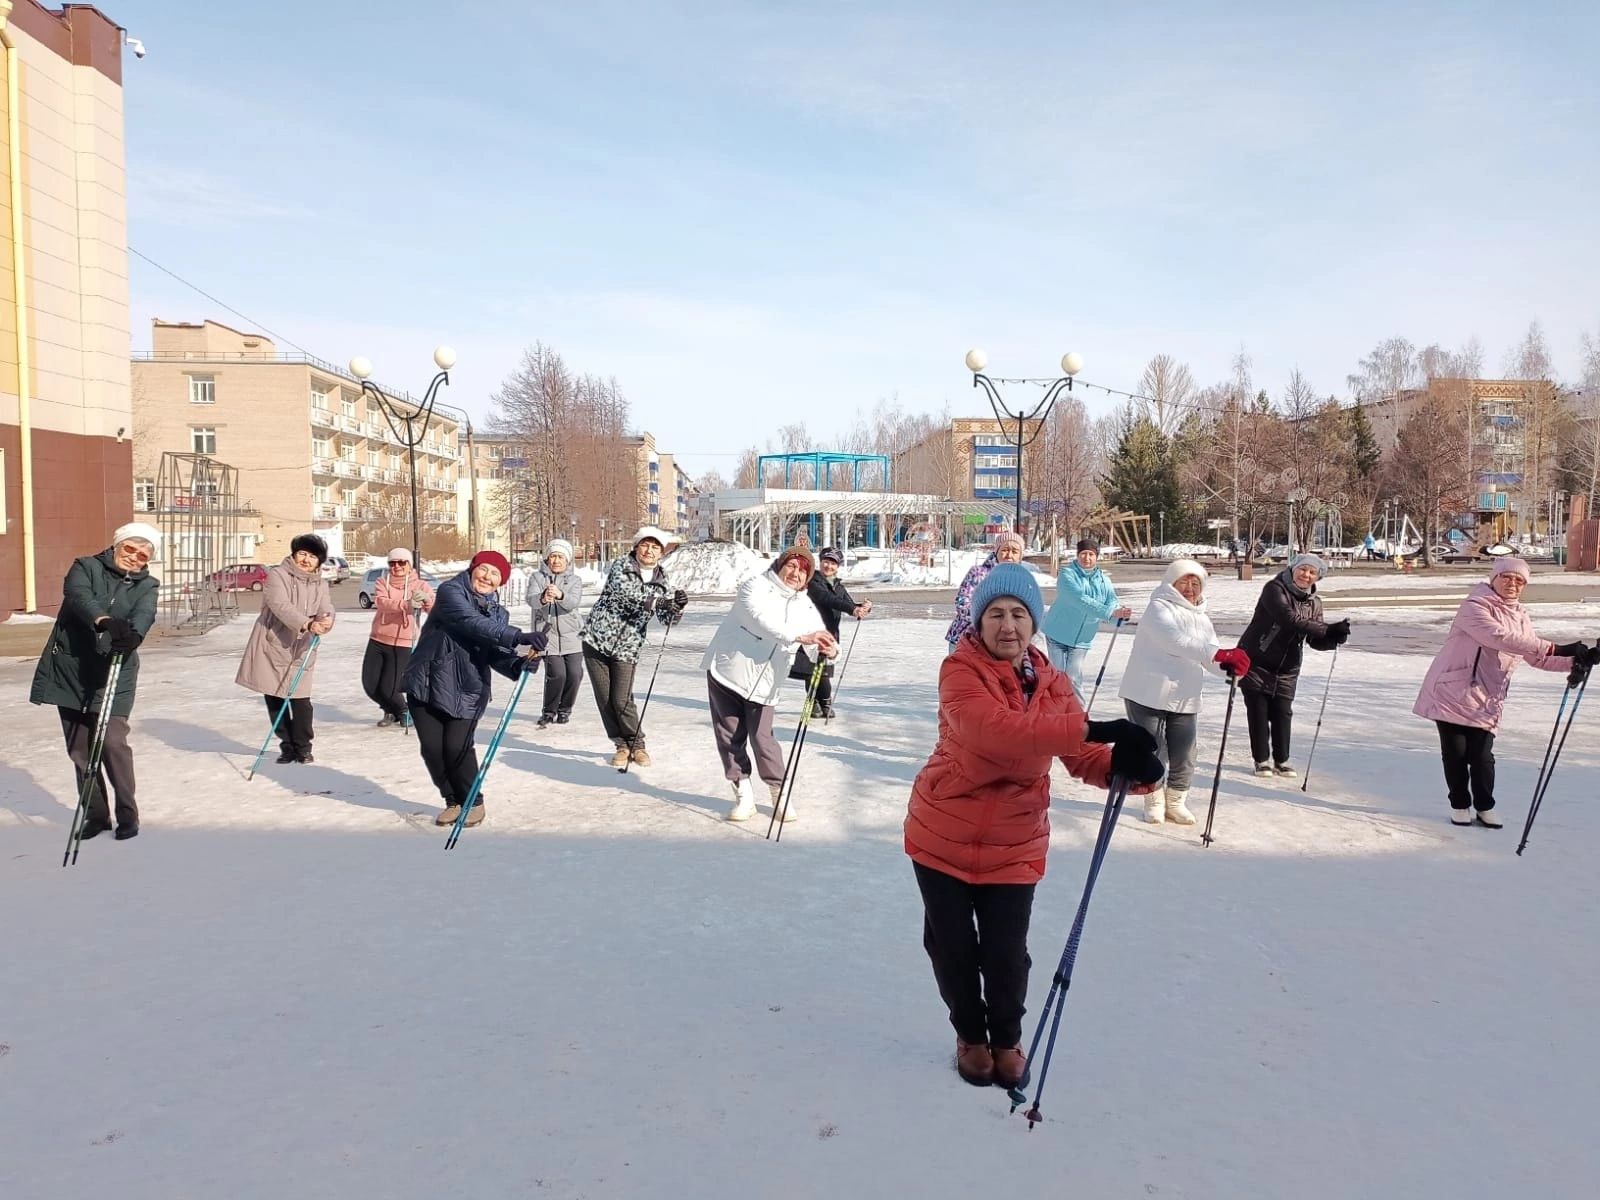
[995,531,1025,555]
[1490,556,1531,582]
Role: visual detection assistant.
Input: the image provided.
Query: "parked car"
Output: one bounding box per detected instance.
[206,563,269,592]
[357,567,443,609]
[1434,544,1488,564]
[320,556,351,584]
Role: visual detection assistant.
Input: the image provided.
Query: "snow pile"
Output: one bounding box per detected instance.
[1157,542,1226,559]
[665,540,768,594]
[840,548,1057,589]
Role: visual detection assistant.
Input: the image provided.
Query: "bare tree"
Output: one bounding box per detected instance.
[1034,394,1101,532]
[1385,398,1472,565]
[1281,367,1320,421]
[1347,336,1420,400]
[1504,321,1563,538]
[1138,354,1197,437]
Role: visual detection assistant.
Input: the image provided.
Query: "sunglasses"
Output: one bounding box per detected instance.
[118,547,152,563]
[388,560,410,567]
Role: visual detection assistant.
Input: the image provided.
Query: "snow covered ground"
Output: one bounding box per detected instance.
[3,583,1599,1199]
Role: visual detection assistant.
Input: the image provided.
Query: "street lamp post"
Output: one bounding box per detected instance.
[964,349,1082,535]
[569,512,578,561]
[598,517,608,569]
[349,346,456,569]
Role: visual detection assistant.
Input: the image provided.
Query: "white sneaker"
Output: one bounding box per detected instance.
[1165,787,1196,825]
[769,781,798,823]
[1254,762,1274,777]
[727,778,757,822]
[1475,808,1504,829]
[1143,792,1166,824]
[1449,808,1474,826]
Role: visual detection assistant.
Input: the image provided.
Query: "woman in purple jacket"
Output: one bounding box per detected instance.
[1412,557,1594,827]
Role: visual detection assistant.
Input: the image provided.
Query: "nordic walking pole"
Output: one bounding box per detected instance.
[1200,673,1240,847]
[1083,617,1126,718]
[1517,675,1588,857]
[446,660,535,849]
[247,634,321,781]
[1300,646,1339,793]
[63,654,125,867]
[620,612,677,775]
[1010,776,1131,1129]
[768,655,827,842]
[822,618,865,719]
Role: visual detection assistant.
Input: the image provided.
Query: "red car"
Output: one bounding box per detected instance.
[207,563,269,591]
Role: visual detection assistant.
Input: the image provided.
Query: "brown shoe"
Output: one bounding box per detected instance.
[464,803,485,827]
[955,1038,994,1086]
[630,746,651,767]
[609,746,631,769]
[435,805,462,827]
[991,1045,1028,1089]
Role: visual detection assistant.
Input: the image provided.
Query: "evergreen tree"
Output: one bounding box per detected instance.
[1348,402,1381,481]
[1099,410,1188,539]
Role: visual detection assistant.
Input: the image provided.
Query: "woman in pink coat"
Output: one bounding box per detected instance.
[1412,557,1592,827]
[362,547,435,727]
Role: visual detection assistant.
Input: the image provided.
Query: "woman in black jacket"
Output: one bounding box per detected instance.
[792,546,871,718]
[29,523,161,840]
[1236,553,1349,777]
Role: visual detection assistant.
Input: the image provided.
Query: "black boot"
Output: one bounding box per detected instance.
[297,751,315,764]
[79,817,112,840]
[537,713,554,729]
[275,746,295,764]
[114,823,139,841]
[555,711,571,724]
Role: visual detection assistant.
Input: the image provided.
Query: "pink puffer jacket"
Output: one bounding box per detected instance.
[369,574,435,648]
[1413,582,1570,732]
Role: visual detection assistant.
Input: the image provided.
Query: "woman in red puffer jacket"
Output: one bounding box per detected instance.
[905,564,1163,1091]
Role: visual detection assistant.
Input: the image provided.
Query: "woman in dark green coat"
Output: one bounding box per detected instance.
[29,523,161,840]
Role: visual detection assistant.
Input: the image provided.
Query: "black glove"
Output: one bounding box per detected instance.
[1326,618,1351,646]
[673,589,688,611]
[106,616,143,655]
[1563,643,1600,687]
[1084,719,1165,785]
[515,629,548,652]
[1552,641,1590,659]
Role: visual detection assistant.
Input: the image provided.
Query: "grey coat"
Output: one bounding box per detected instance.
[235,558,335,697]
[528,563,584,654]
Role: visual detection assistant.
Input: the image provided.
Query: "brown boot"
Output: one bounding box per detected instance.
[435,805,462,827]
[955,1038,994,1086]
[630,746,651,767]
[609,745,631,769]
[991,1045,1028,1089]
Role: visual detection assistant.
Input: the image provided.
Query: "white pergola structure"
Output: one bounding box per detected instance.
[720,491,1004,555]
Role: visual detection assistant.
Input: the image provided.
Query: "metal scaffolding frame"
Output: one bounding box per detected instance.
[153,452,251,633]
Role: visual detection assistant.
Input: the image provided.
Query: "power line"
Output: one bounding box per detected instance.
[130,246,313,356]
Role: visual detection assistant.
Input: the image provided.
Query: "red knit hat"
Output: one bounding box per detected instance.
[470,550,512,583]
[771,546,815,582]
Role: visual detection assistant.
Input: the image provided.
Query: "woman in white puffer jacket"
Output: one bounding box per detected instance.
[702,546,837,823]
[1118,559,1248,824]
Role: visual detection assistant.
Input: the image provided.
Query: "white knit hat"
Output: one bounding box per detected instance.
[387,546,413,564]
[632,525,680,550]
[546,538,574,562]
[111,521,162,551]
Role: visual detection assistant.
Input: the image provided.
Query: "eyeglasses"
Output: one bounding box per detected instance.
[119,547,152,563]
[388,560,409,567]
[1498,575,1528,587]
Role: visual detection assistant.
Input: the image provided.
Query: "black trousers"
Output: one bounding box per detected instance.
[361,639,411,718]
[1242,688,1294,765]
[1436,720,1497,812]
[263,695,314,757]
[584,649,642,747]
[913,861,1036,1048]
[790,649,834,705]
[542,651,585,718]
[58,707,137,828]
[408,700,481,806]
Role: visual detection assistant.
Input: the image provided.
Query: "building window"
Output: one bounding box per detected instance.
[232,534,257,561]
[311,386,329,410]
[368,448,381,467]
[341,395,356,418]
[313,437,331,458]
[340,442,357,462]
[313,485,330,504]
[190,427,216,455]
[489,445,501,459]
[134,478,156,511]
[188,375,216,404]
[390,452,402,472]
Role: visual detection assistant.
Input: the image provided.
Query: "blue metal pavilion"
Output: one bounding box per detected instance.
[754,451,893,546]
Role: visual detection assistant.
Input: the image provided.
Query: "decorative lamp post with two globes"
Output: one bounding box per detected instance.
[349,346,456,570]
[964,348,1083,534]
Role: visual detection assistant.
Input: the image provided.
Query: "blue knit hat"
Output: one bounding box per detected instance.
[970,563,1044,632]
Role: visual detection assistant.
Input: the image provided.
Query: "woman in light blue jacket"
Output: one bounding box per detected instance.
[1040,538,1132,696]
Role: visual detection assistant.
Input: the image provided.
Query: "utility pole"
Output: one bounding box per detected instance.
[464,420,482,549]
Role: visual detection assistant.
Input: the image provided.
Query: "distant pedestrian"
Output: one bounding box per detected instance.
[1041,537,1132,698]
[1413,556,1592,827]
[793,545,871,718]
[704,547,835,822]
[404,550,546,826]
[945,531,1024,653]
[1235,552,1348,778]
[235,535,335,765]
[361,547,434,727]
[29,522,161,841]
[581,526,687,768]
[531,538,585,728]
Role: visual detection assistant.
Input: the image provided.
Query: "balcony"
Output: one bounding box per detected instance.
[336,413,363,433]
[310,408,335,429]
[312,457,336,476]
[314,503,346,521]
[333,461,361,479]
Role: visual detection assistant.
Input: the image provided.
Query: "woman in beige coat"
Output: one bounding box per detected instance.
[236,534,335,764]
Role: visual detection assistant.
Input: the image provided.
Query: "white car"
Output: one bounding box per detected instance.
[320,556,351,584]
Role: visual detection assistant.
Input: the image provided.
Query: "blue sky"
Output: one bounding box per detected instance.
[122,0,1600,475]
